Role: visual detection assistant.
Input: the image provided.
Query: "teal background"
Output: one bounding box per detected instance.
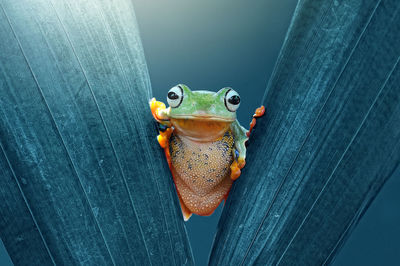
[1,1,399,265]
[133,1,400,265]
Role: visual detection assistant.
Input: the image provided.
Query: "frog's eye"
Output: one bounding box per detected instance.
[167,85,184,108]
[224,89,240,112]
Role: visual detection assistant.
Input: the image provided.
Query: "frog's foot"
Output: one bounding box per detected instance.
[229,149,247,180]
[230,160,242,180]
[246,105,265,137]
[157,127,173,149]
[178,195,192,221]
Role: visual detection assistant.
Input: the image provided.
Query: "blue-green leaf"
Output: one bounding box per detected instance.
[209,0,400,265]
[0,0,193,265]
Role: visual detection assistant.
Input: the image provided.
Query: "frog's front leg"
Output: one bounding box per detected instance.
[230,120,248,180]
[149,98,172,148]
[230,106,265,180]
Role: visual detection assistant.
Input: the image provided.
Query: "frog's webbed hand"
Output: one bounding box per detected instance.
[150,98,171,125]
[230,106,265,180]
[247,106,265,137]
[150,98,172,149]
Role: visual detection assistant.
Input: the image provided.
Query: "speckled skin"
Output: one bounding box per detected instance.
[169,130,234,215]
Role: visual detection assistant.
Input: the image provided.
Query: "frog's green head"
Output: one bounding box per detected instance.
[166,84,240,122]
[164,84,241,141]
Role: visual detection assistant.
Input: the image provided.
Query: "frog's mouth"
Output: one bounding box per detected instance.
[170,117,234,142]
[171,114,235,122]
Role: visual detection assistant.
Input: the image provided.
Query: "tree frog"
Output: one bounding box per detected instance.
[150,84,264,221]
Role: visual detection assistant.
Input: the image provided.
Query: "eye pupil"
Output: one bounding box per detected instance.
[228,95,240,105]
[224,88,240,112]
[168,91,179,100]
[167,85,184,108]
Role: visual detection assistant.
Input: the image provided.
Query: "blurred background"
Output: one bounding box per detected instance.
[1,1,399,265]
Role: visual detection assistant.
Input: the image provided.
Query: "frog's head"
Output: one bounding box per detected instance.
[165,84,241,141]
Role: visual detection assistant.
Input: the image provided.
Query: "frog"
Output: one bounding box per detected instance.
[150,84,265,221]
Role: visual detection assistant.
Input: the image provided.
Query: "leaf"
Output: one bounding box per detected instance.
[0,0,193,265]
[209,0,400,265]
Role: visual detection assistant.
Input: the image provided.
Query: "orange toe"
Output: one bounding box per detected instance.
[230,161,242,180]
[150,98,167,122]
[254,105,265,117]
[247,105,265,137]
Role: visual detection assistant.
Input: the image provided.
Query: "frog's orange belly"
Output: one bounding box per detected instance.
[169,131,235,215]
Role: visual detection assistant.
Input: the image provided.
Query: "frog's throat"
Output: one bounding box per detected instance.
[170,118,232,142]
